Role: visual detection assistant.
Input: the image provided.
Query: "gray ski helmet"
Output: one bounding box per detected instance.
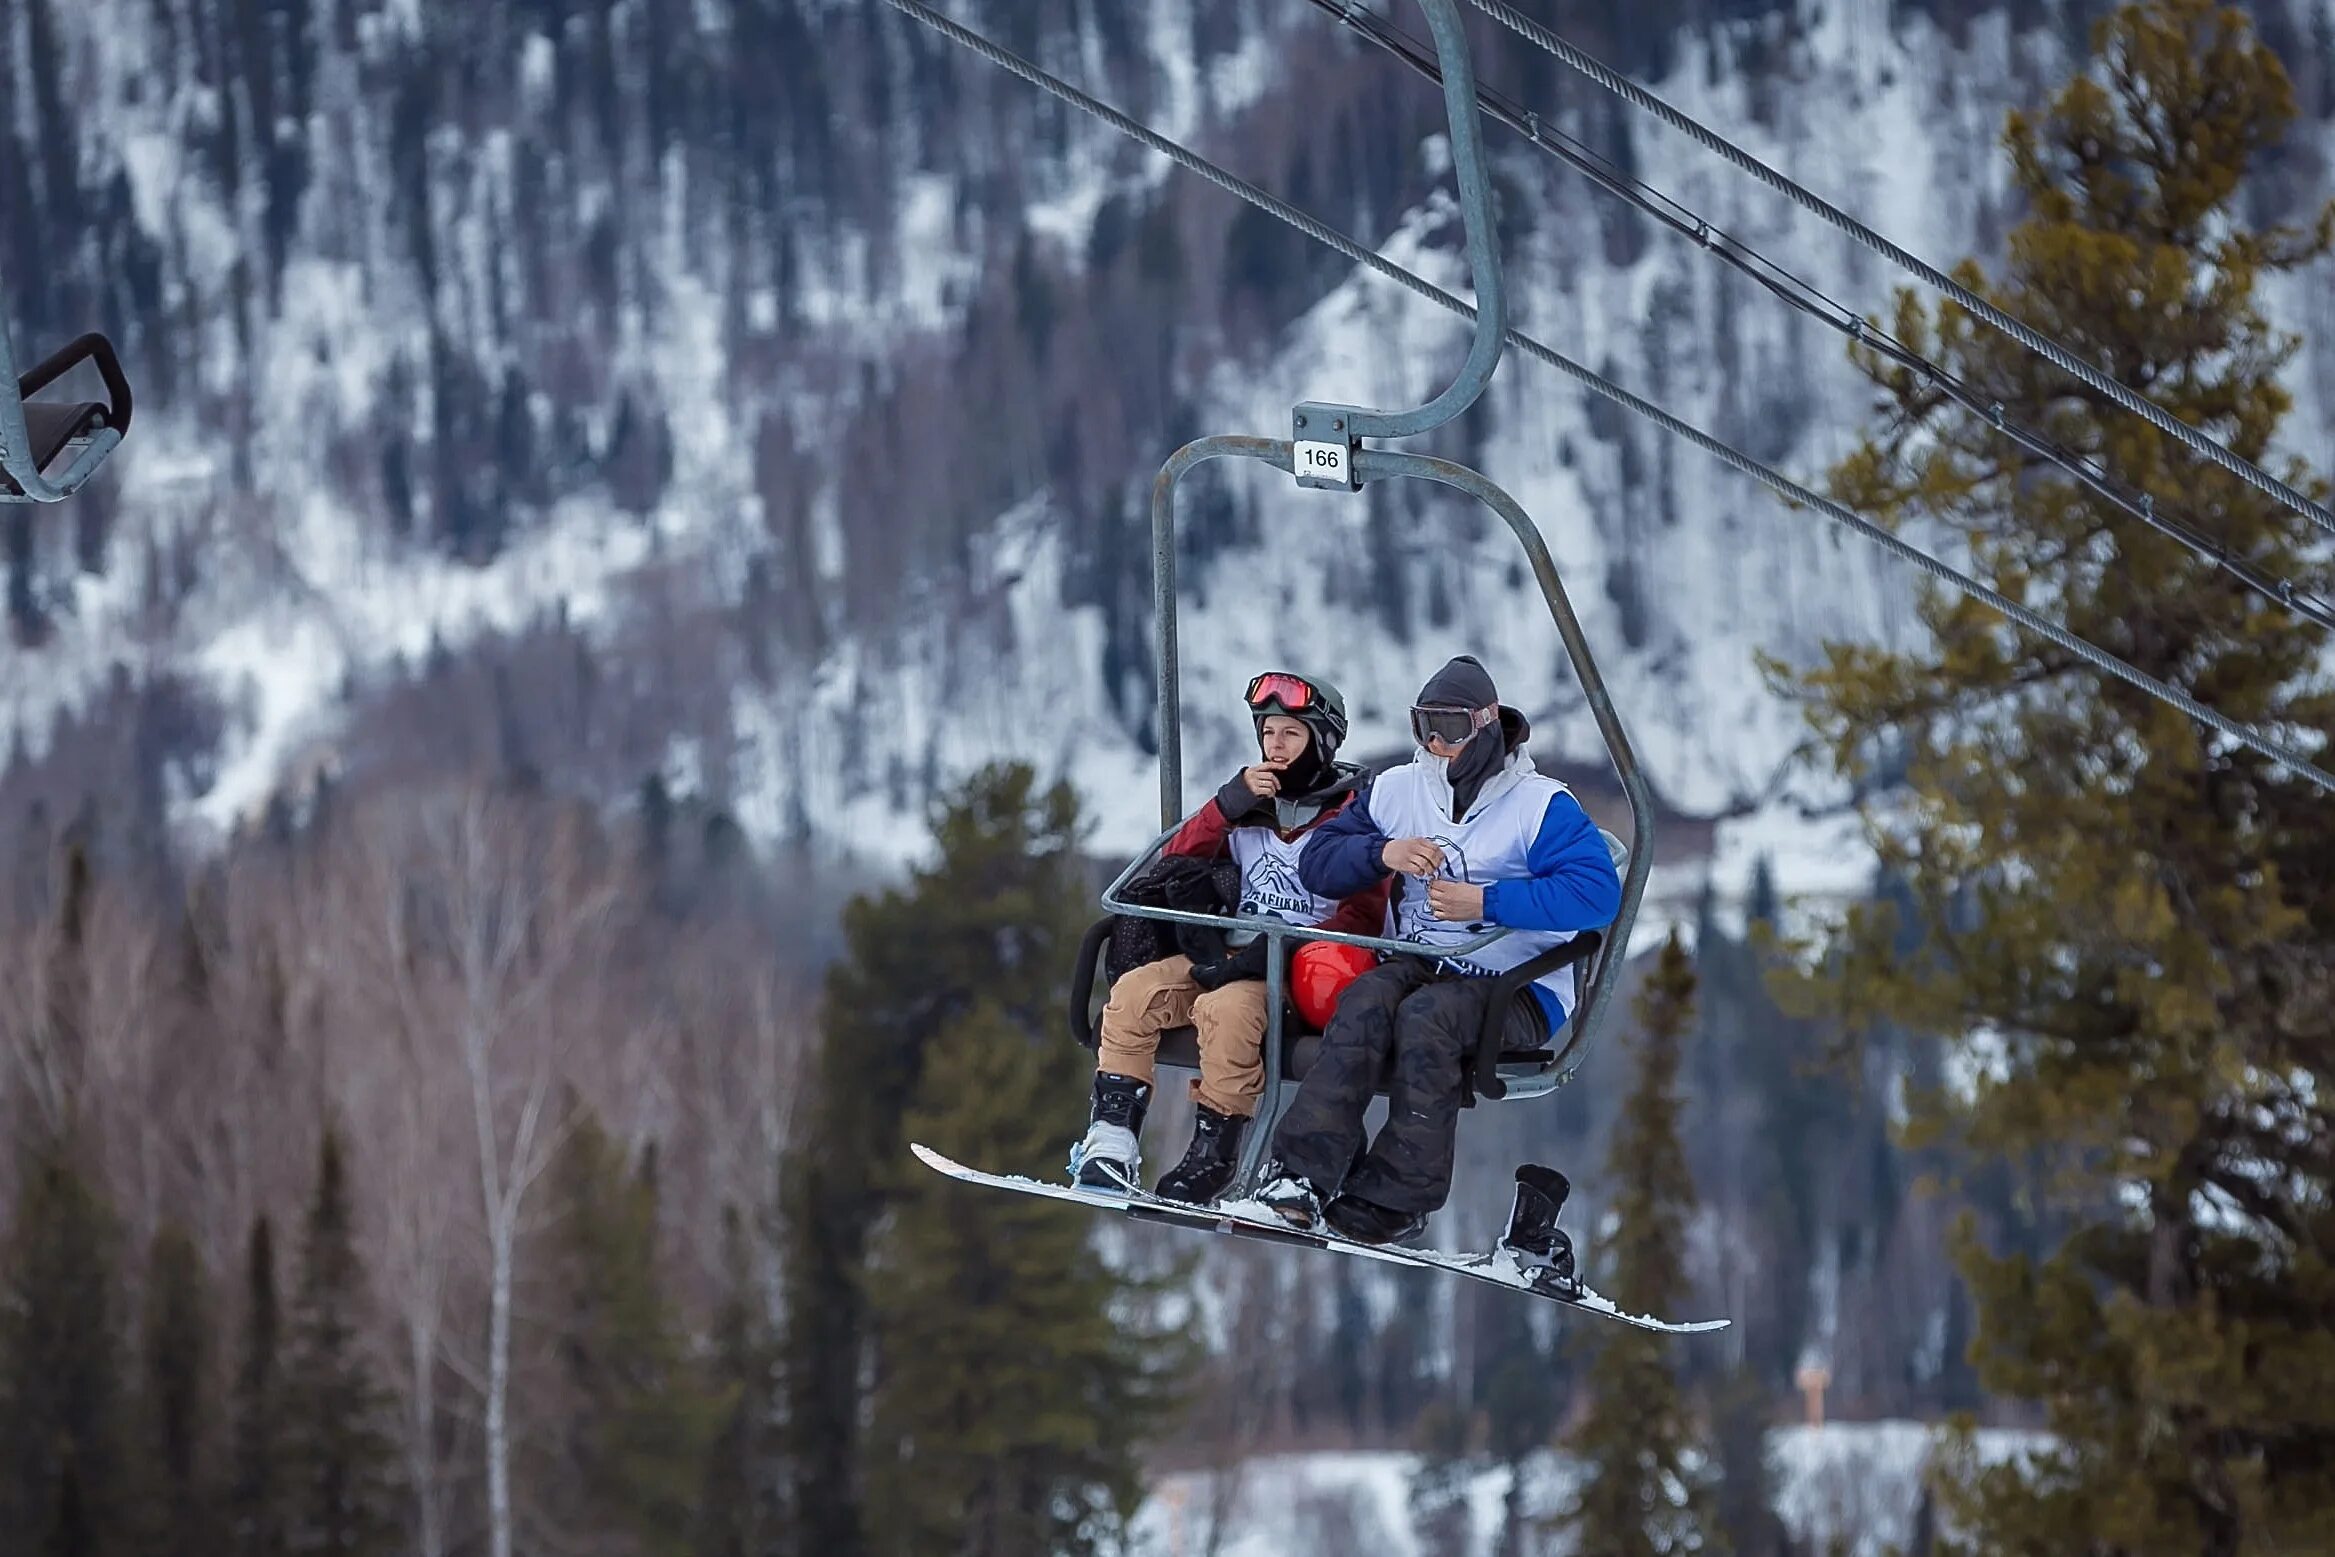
[1245,670,1348,761]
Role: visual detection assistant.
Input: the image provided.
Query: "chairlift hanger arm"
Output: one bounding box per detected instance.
[1292,0,1507,474]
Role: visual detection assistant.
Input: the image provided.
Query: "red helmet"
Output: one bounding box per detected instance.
[1291,940,1378,1030]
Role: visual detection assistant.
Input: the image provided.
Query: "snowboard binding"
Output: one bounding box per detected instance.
[1501,1164,1582,1301]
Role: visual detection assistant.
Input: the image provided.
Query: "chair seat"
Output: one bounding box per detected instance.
[1153,1026,1204,1073]
[24,401,107,471]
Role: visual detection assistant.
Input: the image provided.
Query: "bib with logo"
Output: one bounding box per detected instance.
[1368,759,1581,1023]
[1227,824,1342,927]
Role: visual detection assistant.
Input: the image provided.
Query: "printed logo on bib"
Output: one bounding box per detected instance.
[1429,837,1472,887]
[1396,837,1491,946]
[1240,852,1317,922]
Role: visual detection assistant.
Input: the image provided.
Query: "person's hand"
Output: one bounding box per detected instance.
[1241,762,1285,800]
[1217,764,1279,818]
[1427,879,1486,921]
[1382,837,1445,876]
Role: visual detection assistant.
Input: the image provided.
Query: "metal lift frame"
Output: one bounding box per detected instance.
[0,265,134,504]
[1081,0,1655,1198]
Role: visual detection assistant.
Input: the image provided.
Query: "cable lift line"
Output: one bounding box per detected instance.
[879,0,2335,800]
[1306,0,2335,635]
[1465,0,2335,547]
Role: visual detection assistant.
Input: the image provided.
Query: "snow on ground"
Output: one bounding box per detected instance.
[1130,1421,2052,1557]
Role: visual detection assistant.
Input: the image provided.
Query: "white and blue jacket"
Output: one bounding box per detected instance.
[1296,741,1623,1034]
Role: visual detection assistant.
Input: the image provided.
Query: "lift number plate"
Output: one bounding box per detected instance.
[1293,439,1354,488]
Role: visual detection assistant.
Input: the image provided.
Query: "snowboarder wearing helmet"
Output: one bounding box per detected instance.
[1255,654,1621,1261]
[1074,671,1390,1205]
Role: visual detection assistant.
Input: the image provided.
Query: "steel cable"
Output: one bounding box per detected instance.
[878,0,2335,794]
[1467,0,2335,544]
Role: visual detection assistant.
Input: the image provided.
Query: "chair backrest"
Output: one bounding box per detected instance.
[1599,828,1629,870]
[25,401,106,471]
[1573,828,1630,1006]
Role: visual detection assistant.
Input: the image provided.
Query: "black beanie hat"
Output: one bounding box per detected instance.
[1417,655,1498,709]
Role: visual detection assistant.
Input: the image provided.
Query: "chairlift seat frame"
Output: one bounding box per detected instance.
[0,327,134,503]
[1090,441,1654,1198]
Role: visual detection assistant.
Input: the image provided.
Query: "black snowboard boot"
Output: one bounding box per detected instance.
[1323,1193,1427,1246]
[1070,1072,1151,1191]
[1154,1104,1248,1205]
[1501,1163,1581,1298]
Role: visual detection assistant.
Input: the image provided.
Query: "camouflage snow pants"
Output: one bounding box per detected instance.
[1267,958,1546,1216]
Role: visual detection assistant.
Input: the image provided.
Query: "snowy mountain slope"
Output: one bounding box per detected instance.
[6,0,2332,916]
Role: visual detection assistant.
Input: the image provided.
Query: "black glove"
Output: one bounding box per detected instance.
[1189,936,1271,991]
[1216,769,1271,821]
[1142,855,1235,964]
[1157,859,1225,914]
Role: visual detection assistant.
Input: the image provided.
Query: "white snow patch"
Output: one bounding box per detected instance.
[1133,1423,2052,1557]
[520,33,555,106]
[1942,1025,2013,1105]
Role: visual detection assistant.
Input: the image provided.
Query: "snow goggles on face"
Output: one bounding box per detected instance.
[1410,703,1496,746]
[1245,672,1325,713]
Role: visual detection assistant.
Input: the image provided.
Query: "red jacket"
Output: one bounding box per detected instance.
[1163,789,1391,939]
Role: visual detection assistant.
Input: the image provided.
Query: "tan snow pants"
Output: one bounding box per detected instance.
[1096,955,1272,1118]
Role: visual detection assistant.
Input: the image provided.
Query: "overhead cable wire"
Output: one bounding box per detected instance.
[877,0,2335,795]
[1466,0,2335,546]
[1307,0,2335,632]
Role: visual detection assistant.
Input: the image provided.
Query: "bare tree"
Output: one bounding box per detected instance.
[657,928,814,1301]
[0,836,96,1145]
[336,782,624,1557]
[330,933,468,1557]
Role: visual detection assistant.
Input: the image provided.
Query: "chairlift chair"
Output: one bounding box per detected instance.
[1,289,135,504]
[1064,0,1655,1200]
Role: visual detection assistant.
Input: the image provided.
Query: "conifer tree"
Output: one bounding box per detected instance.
[779,763,1095,1555]
[0,1140,128,1557]
[229,1218,288,1557]
[695,1203,782,1557]
[1552,932,1720,1557]
[1709,1367,1789,1557]
[136,1224,221,1557]
[548,1116,720,1557]
[861,1003,1181,1557]
[1785,2,2335,1549]
[282,1128,400,1557]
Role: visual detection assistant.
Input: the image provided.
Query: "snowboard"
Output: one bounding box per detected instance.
[909,1143,1728,1334]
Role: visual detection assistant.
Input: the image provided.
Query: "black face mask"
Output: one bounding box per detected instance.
[1443,725,1505,819]
[1266,728,1336,799]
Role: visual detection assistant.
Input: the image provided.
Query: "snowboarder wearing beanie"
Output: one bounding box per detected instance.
[1072,672,1392,1205]
[1255,654,1622,1248]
